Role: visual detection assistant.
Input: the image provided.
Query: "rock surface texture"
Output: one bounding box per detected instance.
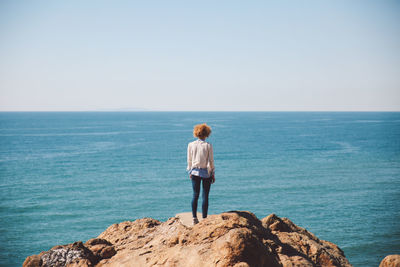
[380,255,400,267]
[24,211,352,267]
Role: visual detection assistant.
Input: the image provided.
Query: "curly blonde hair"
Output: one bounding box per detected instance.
[193,123,212,139]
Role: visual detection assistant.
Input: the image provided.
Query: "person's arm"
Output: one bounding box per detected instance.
[187,143,192,178]
[208,144,215,182]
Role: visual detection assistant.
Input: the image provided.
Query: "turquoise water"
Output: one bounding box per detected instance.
[0,112,399,266]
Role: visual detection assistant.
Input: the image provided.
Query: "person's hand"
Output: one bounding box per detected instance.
[189,174,193,179]
[211,174,215,184]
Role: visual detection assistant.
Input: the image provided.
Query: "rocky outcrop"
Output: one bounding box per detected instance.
[24,211,352,267]
[23,239,115,267]
[380,255,400,267]
[262,214,351,267]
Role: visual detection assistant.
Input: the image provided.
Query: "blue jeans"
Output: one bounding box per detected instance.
[191,175,212,219]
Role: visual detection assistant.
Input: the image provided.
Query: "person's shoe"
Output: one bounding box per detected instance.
[193,217,199,225]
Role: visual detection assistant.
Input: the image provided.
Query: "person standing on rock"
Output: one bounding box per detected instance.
[187,123,215,225]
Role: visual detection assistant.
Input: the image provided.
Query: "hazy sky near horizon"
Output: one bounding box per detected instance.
[0,1,399,111]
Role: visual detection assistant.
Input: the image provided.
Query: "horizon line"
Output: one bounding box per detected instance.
[0,110,399,113]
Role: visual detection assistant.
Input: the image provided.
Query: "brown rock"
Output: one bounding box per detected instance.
[24,211,352,267]
[84,238,116,261]
[262,214,352,267]
[22,254,41,267]
[40,241,97,267]
[66,259,92,267]
[380,255,400,267]
[22,239,116,267]
[94,211,281,267]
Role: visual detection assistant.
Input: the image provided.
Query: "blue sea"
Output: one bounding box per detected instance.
[0,112,399,266]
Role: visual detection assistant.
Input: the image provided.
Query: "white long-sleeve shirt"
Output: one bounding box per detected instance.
[187,139,215,175]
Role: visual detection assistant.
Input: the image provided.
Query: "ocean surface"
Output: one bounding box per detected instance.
[0,112,399,266]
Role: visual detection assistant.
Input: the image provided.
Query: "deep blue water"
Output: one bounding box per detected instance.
[0,112,399,266]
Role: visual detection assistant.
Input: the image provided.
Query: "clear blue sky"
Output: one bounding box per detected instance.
[0,0,399,111]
